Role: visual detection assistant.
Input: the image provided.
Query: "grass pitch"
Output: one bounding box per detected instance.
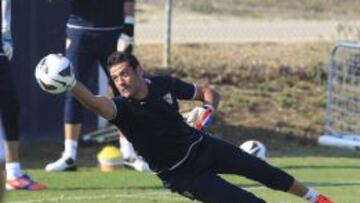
[5,156,360,203]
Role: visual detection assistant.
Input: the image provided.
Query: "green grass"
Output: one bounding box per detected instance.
[5,157,360,203]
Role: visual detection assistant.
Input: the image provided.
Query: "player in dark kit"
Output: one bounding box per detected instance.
[46,0,149,172]
[44,52,334,203]
[0,0,46,190]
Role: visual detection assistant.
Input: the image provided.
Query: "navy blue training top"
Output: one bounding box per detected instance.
[110,76,203,172]
[68,0,132,28]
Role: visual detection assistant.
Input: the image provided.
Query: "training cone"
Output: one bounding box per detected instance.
[97,145,124,172]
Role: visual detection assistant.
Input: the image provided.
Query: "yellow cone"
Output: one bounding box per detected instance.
[97,145,124,172]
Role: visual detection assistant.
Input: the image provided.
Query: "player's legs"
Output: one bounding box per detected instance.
[0,56,46,190]
[0,126,5,202]
[0,162,4,203]
[45,29,97,172]
[97,31,120,98]
[207,136,333,202]
[64,29,94,158]
[4,140,47,190]
[158,140,266,203]
[208,136,294,191]
[0,56,20,165]
[0,162,5,202]
[64,29,98,146]
[164,170,266,203]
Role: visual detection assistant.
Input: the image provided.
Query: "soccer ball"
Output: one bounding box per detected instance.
[239,140,267,161]
[35,54,75,94]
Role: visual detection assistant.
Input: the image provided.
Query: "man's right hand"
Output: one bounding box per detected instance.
[186,104,215,130]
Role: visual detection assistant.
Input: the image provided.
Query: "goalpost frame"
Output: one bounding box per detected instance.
[318,41,360,151]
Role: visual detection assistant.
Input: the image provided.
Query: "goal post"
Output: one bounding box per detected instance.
[318,41,360,151]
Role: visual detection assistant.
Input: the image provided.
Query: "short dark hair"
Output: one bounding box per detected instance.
[107,52,140,71]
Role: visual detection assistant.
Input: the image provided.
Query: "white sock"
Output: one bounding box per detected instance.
[119,136,136,160]
[6,162,23,179]
[64,139,78,160]
[303,188,319,203]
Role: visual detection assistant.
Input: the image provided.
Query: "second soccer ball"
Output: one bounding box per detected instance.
[239,140,267,161]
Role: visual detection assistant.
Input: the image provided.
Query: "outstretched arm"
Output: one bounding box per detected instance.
[35,54,117,120]
[70,82,117,120]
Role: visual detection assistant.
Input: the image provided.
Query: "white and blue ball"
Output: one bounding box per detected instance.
[35,54,75,94]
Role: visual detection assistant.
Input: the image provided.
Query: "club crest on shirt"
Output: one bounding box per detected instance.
[162,93,173,104]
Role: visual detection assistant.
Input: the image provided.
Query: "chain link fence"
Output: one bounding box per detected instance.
[135,0,360,66]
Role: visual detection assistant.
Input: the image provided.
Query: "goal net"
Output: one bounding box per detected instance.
[318,42,360,151]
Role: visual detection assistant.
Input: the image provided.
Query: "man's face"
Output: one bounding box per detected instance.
[109,62,142,98]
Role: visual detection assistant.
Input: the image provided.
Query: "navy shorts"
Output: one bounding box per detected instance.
[0,55,19,141]
[64,28,121,123]
[158,135,294,203]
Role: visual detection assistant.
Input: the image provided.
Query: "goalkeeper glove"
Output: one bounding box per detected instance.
[2,31,13,60]
[186,104,215,130]
[117,16,134,53]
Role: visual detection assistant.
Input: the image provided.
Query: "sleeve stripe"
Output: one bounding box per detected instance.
[192,84,198,99]
[108,99,118,121]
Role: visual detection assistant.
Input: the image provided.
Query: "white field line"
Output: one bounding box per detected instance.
[8,191,186,203]
[8,180,360,203]
[244,180,360,190]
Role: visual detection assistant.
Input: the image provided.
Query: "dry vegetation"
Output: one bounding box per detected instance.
[183,0,360,20]
[136,42,333,145]
[140,0,360,20]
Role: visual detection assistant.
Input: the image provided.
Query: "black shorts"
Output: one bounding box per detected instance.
[0,55,15,94]
[0,55,20,141]
[158,135,294,203]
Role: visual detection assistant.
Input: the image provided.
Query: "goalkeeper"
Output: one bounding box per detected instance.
[40,52,333,203]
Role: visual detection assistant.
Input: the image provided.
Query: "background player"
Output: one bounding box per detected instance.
[45,0,149,172]
[1,0,46,190]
